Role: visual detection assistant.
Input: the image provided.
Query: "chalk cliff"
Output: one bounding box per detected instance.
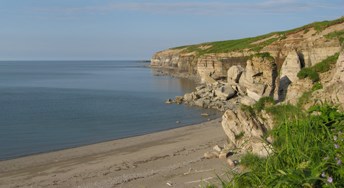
[153,17,344,157]
[151,17,343,86]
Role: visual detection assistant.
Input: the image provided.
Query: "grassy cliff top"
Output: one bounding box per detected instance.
[171,16,344,55]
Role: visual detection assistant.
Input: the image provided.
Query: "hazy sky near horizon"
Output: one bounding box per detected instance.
[0,0,343,60]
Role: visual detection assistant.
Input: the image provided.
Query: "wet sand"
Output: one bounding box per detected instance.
[0,118,232,188]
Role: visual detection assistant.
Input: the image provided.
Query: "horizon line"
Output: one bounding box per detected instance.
[0,59,151,62]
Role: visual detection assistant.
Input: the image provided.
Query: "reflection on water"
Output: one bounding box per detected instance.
[150,68,197,94]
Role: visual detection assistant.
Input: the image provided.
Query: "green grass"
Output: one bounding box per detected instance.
[313,53,340,72]
[253,96,275,112]
[240,104,255,116]
[223,104,344,188]
[282,16,344,34]
[297,68,320,82]
[265,104,304,124]
[240,96,275,117]
[297,53,339,82]
[296,82,323,108]
[171,17,344,56]
[325,30,344,45]
[234,132,245,140]
[251,52,275,61]
[181,33,281,55]
[297,90,313,108]
[312,82,323,91]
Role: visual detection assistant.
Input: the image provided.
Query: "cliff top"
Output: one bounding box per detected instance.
[169,16,344,56]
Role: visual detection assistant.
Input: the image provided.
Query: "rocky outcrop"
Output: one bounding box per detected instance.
[227,65,244,83]
[300,40,342,67]
[152,50,252,84]
[221,109,273,157]
[278,50,303,101]
[238,56,277,101]
[329,50,344,83]
[177,82,239,112]
[280,50,302,83]
[151,49,197,74]
[280,50,344,107]
[157,18,344,159]
[196,53,252,83]
[313,50,344,110]
[283,79,313,105]
[214,84,236,100]
[197,55,225,81]
[151,19,343,85]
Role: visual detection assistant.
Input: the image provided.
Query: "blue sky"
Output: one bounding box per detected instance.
[0,0,343,60]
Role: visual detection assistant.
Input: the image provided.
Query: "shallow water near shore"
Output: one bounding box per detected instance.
[0,61,220,160]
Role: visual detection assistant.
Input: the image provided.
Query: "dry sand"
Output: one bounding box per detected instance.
[0,118,234,188]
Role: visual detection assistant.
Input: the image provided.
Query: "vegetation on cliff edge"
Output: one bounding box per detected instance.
[297,53,340,82]
[219,103,344,188]
[172,17,344,56]
[325,31,344,45]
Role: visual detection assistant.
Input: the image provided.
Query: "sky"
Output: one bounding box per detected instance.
[0,0,343,60]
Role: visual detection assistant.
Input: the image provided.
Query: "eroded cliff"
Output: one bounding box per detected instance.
[155,17,344,157]
[151,17,344,86]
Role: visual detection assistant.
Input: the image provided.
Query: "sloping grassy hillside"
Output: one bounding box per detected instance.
[172,17,344,56]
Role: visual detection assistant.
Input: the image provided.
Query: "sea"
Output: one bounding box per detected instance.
[0,61,219,160]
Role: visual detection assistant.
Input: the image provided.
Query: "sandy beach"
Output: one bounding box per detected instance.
[0,118,233,188]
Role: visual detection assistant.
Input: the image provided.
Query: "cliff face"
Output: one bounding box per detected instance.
[196,52,252,81]
[155,17,344,157]
[151,17,344,86]
[221,49,344,157]
[151,49,198,74]
[151,49,252,82]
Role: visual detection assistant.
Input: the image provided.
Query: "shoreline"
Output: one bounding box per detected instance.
[0,116,219,162]
[0,118,230,187]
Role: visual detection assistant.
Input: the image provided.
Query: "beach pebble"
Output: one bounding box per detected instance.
[227,158,235,167]
[175,96,184,104]
[219,149,235,159]
[165,99,173,104]
[166,181,173,186]
[204,151,219,159]
[213,145,222,152]
[218,152,227,159]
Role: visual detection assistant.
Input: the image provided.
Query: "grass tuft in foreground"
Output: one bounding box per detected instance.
[222,104,344,188]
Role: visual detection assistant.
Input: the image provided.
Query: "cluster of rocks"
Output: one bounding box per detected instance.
[166,54,279,112]
[203,144,240,167]
[171,82,239,112]
[166,82,240,111]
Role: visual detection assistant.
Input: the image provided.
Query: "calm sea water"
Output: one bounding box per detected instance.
[0,61,219,160]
